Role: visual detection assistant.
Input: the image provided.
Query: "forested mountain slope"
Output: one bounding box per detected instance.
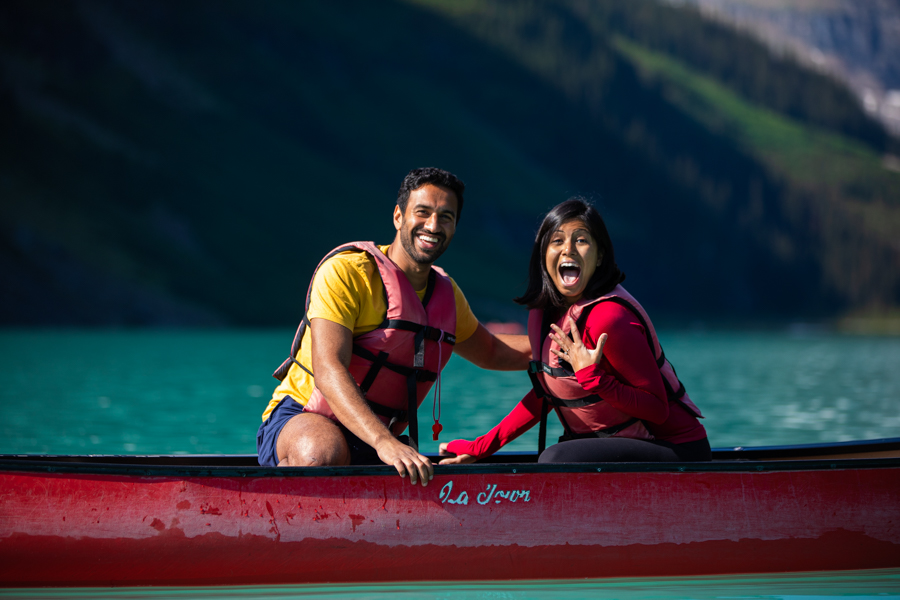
[672,0,900,136]
[1,0,897,326]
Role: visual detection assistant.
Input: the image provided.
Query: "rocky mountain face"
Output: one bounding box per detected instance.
[672,0,900,136]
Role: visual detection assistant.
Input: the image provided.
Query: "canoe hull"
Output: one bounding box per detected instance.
[2,462,899,586]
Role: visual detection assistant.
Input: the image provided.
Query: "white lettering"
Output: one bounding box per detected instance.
[440,481,531,507]
[439,481,453,503]
[439,481,469,505]
[477,484,497,505]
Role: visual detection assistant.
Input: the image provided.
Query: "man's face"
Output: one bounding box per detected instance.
[393,184,458,265]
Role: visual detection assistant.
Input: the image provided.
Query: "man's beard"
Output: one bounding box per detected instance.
[400,224,448,265]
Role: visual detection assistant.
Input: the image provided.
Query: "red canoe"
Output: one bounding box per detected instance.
[1,438,899,587]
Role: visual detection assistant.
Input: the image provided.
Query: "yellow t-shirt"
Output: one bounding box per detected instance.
[262,245,479,420]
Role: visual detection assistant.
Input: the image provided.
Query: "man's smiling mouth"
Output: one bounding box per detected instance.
[417,232,443,249]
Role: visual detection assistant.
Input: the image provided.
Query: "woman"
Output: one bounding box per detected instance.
[440,199,711,463]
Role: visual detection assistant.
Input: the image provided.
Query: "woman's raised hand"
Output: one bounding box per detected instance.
[549,317,608,373]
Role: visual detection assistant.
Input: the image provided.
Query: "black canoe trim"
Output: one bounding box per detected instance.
[0,457,897,478]
[1,437,899,478]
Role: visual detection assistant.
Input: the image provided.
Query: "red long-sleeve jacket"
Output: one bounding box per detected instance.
[446,301,706,459]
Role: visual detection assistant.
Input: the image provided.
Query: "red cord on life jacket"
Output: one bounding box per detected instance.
[432,335,443,440]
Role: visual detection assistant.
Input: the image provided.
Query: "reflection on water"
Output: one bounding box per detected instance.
[661,331,900,447]
[1,329,899,455]
[1,569,898,599]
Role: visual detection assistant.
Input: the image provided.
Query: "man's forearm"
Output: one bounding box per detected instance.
[454,324,530,371]
[494,333,531,368]
[313,362,395,449]
[309,318,395,450]
[309,318,433,485]
[482,333,530,370]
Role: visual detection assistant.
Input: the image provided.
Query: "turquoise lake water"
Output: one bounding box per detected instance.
[1,569,899,599]
[2,328,898,456]
[1,328,899,598]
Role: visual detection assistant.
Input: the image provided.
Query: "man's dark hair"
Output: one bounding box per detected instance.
[515,197,625,311]
[397,167,465,222]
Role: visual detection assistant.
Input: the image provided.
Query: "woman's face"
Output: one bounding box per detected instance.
[545,219,602,305]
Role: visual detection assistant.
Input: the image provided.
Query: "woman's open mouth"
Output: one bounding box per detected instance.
[559,261,581,287]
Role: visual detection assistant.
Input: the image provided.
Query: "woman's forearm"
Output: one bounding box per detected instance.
[445,390,543,458]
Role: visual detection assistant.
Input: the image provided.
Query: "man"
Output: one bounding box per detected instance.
[257,167,530,486]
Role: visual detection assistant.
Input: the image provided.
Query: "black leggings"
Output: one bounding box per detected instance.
[538,436,712,463]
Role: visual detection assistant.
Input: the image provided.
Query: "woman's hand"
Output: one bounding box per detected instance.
[438,442,476,465]
[549,317,608,373]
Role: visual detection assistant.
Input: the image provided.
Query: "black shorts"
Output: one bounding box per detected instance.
[538,436,712,463]
[256,396,402,467]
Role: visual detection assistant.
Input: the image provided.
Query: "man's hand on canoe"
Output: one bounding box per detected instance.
[375,436,434,486]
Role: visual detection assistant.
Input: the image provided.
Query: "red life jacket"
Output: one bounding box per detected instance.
[527,284,702,450]
[272,242,456,449]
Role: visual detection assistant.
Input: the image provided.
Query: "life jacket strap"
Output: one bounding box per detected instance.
[527,362,607,408]
[557,417,641,442]
[290,357,314,377]
[527,366,546,399]
[538,397,549,455]
[662,375,685,400]
[546,393,606,409]
[529,361,578,453]
[662,375,700,417]
[351,343,439,450]
[366,400,408,424]
[406,371,419,451]
[407,327,424,450]
[352,345,438,381]
[359,373,418,451]
[529,360,572,378]
[359,351,390,396]
[378,320,456,345]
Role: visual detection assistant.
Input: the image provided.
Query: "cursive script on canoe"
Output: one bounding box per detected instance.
[439,480,531,506]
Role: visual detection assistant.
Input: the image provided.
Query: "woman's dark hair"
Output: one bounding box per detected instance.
[397,167,465,222]
[515,198,625,310]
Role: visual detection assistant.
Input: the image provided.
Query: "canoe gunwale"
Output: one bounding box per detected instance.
[1,456,898,478]
[2,437,898,478]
